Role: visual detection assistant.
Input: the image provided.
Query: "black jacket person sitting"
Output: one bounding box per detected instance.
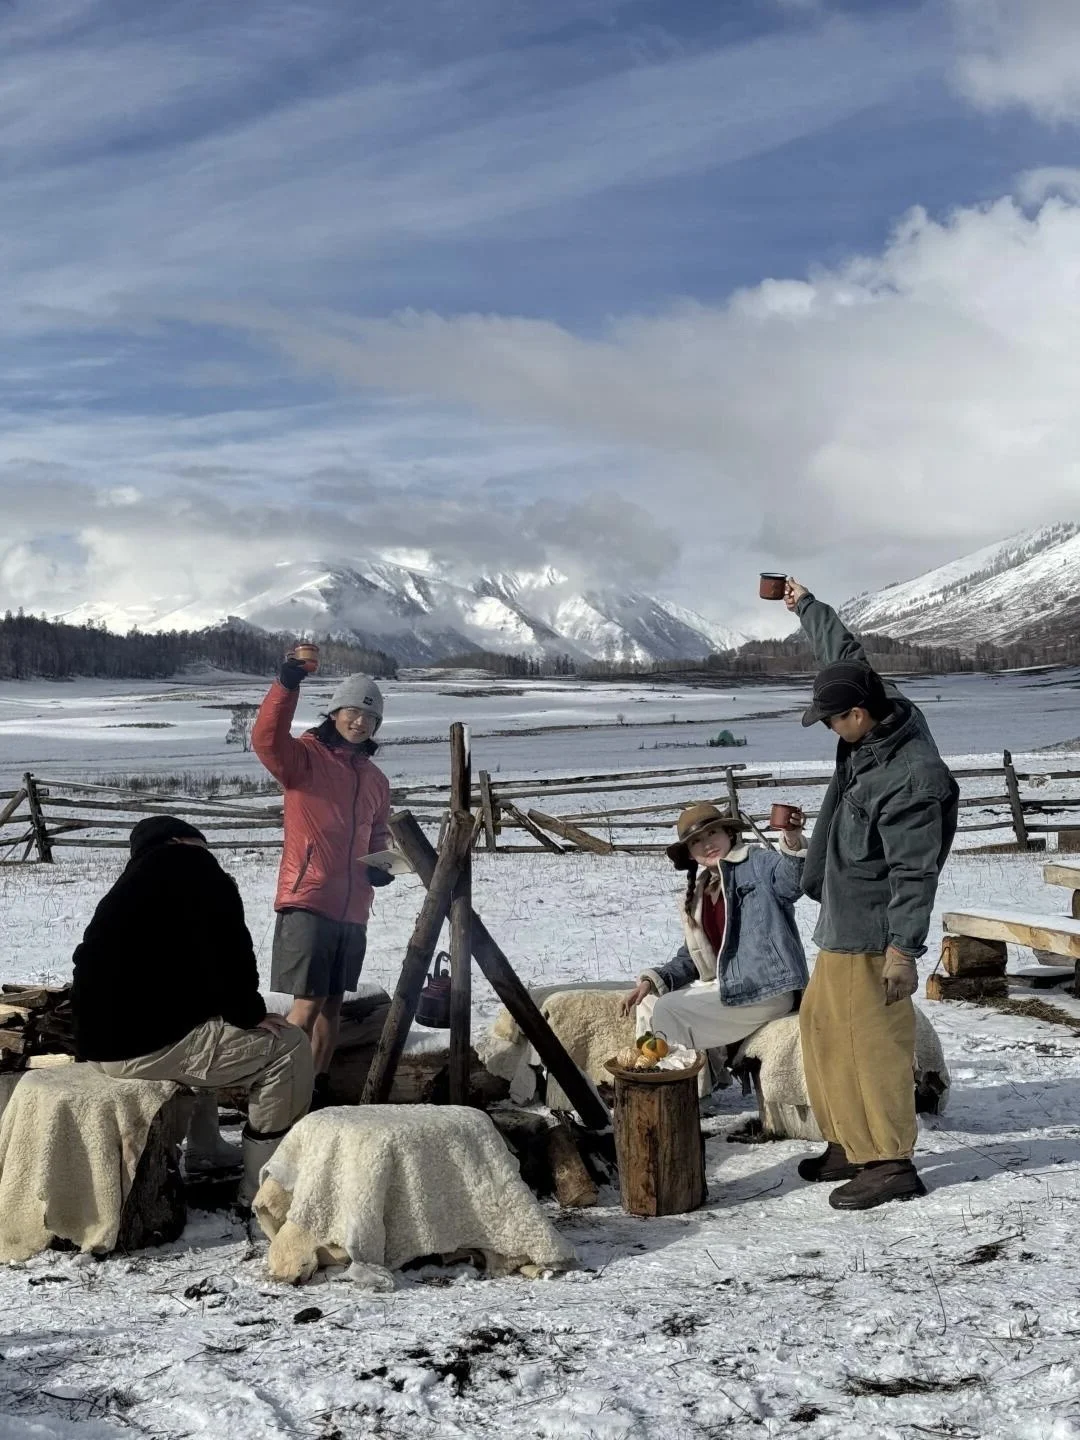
[70,815,313,1205]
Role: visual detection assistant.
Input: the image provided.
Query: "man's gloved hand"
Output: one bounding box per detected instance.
[367,865,395,888]
[278,657,308,691]
[882,947,918,1005]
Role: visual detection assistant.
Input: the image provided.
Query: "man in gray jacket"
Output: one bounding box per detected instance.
[786,579,959,1210]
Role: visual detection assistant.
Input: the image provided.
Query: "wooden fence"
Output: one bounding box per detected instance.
[2,746,1078,864]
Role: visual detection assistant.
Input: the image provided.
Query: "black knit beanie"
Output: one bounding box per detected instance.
[129,815,208,859]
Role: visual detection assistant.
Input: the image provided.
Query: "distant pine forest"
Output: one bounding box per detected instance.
[0,611,398,682]
[0,608,1075,684]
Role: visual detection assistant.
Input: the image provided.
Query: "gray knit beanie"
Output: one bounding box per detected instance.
[326,674,384,730]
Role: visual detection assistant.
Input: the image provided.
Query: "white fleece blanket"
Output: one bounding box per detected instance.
[481,982,634,1108]
[0,1065,178,1262]
[254,1104,575,1287]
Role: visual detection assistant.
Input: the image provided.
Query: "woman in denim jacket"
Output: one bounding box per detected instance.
[623,801,810,1056]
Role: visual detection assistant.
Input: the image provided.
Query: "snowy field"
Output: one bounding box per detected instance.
[0,667,1078,792]
[3,673,1080,1440]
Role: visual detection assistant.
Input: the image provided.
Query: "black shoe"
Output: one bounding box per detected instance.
[828,1159,926,1211]
[309,1074,331,1112]
[797,1142,860,1184]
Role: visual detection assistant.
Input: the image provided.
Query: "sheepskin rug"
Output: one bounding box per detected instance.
[0,1065,178,1261]
[731,1007,951,1141]
[253,1104,576,1287]
[481,982,633,1110]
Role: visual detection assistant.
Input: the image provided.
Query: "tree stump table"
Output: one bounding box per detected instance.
[605,1057,706,1217]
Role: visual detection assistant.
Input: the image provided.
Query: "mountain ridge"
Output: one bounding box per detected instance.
[840,521,1080,652]
[54,556,746,666]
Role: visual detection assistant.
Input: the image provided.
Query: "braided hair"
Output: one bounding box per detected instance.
[683,857,700,918]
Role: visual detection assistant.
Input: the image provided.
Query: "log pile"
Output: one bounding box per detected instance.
[926,937,1008,1002]
[0,984,76,1071]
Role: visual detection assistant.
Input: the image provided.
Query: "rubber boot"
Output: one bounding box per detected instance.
[184,1091,242,1174]
[828,1159,926,1210]
[239,1127,285,1209]
[797,1142,860,1183]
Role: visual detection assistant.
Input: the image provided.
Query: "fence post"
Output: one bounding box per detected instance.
[478,770,498,850]
[1002,750,1029,851]
[23,773,53,864]
[448,723,472,1106]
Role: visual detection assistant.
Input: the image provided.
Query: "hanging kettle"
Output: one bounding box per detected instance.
[415,950,452,1029]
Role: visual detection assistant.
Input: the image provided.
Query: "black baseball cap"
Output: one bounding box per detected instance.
[801,661,886,728]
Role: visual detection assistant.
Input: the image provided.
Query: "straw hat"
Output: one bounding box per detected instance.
[666,801,743,870]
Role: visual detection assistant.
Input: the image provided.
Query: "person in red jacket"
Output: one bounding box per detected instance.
[253,660,393,1106]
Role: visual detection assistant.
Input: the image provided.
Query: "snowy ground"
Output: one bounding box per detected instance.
[4,841,1080,1440]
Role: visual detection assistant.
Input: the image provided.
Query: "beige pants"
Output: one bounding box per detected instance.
[95,1018,313,1137]
[800,951,917,1165]
[638,983,795,1095]
[638,982,795,1050]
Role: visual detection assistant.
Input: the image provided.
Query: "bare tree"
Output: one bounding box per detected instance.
[225,702,258,751]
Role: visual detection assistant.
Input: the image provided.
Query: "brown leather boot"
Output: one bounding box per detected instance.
[797,1142,860,1183]
[828,1159,926,1210]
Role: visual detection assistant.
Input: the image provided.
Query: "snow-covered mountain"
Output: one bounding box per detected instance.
[57,556,744,665]
[841,522,1080,650]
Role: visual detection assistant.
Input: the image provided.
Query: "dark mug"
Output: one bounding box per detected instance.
[770,802,801,830]
[759,573,787,601]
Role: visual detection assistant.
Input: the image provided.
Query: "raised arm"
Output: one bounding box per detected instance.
[252,678,311,789]
[786,580,903,700]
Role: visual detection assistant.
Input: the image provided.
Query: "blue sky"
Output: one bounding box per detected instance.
[3,0,1080,631]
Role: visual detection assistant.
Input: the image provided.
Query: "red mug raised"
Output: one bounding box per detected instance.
[770,803,801,830]
[291,642,320,674]
[759,573,787,601]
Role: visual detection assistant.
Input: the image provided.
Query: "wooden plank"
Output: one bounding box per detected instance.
[448,723,472,1107]
[944,908,1080,961]
[925,973,1009,1002]
[1002,749,1029,850]
[40,814,281,833]
[488,773,751,804]
[416,761,755,796]
[388,812,610,1130]
[361,810,473,1105]
[527,810,615,855]
[955,820,1017,834]
[37,795,281,820]
[940,935,1007,977]
[478,770,498,851]
[0,790,26,830]
[499,801,566,853]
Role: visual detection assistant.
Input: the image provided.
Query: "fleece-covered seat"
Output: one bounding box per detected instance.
[481,981,635,1109]
[253,1104,576,1287]
[730,1008,950,1141]
[0,1065,180,1261]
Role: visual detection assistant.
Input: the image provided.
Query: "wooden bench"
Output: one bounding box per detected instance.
[943,908,1080,961]
[1044,862,1080,920]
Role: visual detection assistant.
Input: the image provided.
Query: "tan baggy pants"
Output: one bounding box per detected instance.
[95,1018,313,1137]
[799,951,917,1165]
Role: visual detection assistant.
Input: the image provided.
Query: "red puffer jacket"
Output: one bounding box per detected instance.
[252,682,391,926]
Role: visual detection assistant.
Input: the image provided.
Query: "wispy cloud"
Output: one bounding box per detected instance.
[230,189,1080,614]
[951,0,1080,123]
